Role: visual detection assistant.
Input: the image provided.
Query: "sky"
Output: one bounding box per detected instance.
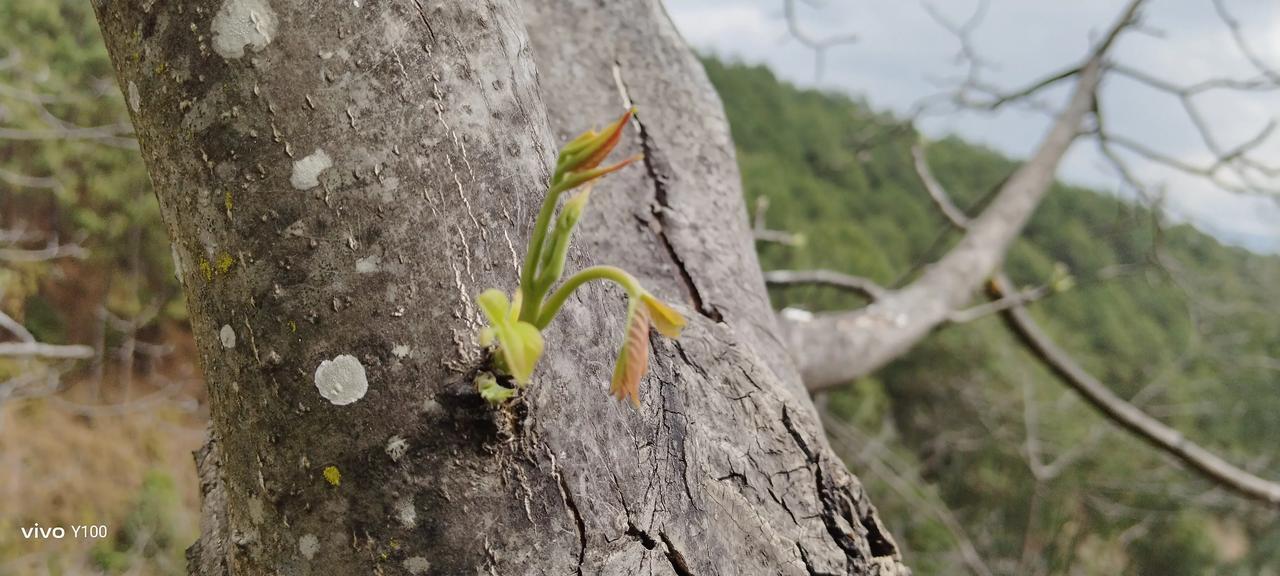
[667,0,1280,254]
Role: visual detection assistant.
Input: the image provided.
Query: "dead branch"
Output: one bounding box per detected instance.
[782,0,859,82]
[911,142,970,228]
[0,167,64,192]
[0,310,35,343]
[782,0,1145,392]
[947,282,1052,324]
[0,238,88,262]
[752,196,806,247]
[989,274,1280,506]
[0,341,95,359]
[764,269,885,301]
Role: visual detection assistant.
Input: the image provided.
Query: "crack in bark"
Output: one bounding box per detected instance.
[550,453,587,574]
[624,523,696,576]
[614,61,723,322]
[782,406,888,572]
[408,0,439,44]
[797,542,840,576]
[656,370,700,511]
[624,522,658,549]
[659,532,695,576]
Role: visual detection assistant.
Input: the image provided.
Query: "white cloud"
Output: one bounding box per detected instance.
[668,3,776,47]
[668,0,1280,253]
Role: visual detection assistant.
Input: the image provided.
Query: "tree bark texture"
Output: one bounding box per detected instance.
[93,0,906,574]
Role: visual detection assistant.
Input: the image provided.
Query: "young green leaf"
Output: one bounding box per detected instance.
[611,300,651,407]
[477,289,544,385]
[536,186,593,290]
[640,292,686,339]
[475,372,516,404]
[477,108,687,407]
[478,288,511,321]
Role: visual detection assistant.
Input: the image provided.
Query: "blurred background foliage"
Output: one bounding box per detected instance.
[1,0,1278,573]
[2,2,200,575]
[706,58,1280,575]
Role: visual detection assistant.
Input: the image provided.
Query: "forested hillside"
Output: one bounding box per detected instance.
[706,57,1280,575]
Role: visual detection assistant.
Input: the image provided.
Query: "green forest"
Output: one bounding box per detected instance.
[1,0,1278,572]
[706,57,1280,574]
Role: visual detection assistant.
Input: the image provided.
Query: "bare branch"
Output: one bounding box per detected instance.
[783,1,1146,392]
[0,371,63,410]
[989,274,1280,506]
[765,269,886,301]
[781,0,859,82]
[1098,63,1280,196]
[947,282,1051,324]
[923,0,993,93]
[1212,0,1280,83]
[751,196,806,247]
[922,0,1089,116]
[0,310,36,343]
[911,142,970,228]
[0,342,95,360]
[0,123,138,149]
[0,167,64,192]
[0,238,89,262]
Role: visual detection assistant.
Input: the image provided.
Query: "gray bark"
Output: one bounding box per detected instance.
[93,0,906,574]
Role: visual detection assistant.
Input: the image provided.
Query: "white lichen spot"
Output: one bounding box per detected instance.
[391,344,410,358]
[314,354,368,405]
[394,496,416,528]
[248,497,265,524]
[127,81,141,113]
[219,325,237,349]
[290,149,332,190]
[385,435,408,461]
[298,533,319,560]
[211,0,278,59]
[403,557,430,574]
[355,254,381,274]
[171,243,185,285]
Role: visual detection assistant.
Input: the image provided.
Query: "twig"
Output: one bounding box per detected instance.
[947,282,1051,324]
[781,0,859,82]
[989,273,1280,506]
[752,196,806,247]
[0,342,95,359]
[911,142,970,228]
[764,268,886,301]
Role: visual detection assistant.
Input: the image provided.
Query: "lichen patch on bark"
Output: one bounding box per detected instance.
[313,354,368,405]
[290,149,332,190]
[298,533,319,560]
[219,325,236,349]
[211,0,278,59]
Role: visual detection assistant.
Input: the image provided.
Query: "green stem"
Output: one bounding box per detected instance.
[519,179,570,323]
[535,265,641,329]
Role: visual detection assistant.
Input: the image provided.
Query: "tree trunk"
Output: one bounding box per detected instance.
[93,1,906,574]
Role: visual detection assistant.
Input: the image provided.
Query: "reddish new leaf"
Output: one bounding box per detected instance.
[611,303,651,407]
